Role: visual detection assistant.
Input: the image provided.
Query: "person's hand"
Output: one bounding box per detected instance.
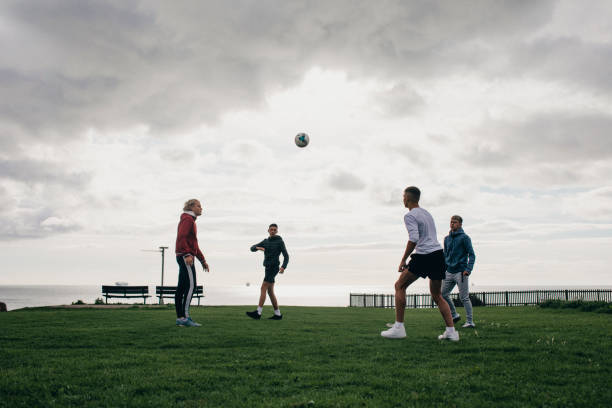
[256,246,265,251]
[202,261,210,272]
[463,271,469,276]
[398,263,407,273]
[279,267,285,274]
[185,255,194,266]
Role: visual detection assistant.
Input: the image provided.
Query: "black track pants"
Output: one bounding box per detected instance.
[175,256,197,318]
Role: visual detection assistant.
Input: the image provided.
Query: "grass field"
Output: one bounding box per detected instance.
[1,305,611,407]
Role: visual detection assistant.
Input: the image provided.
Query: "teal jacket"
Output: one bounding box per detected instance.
[443,228,475,274]
[251,235,289,269]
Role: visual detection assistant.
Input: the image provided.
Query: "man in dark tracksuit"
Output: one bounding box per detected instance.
[246,223,289,320]
[175,199,209,327]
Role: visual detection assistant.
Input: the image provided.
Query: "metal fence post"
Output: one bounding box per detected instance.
[505,291,509,307]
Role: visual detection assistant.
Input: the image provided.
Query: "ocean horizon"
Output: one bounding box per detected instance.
[1,284,610,311]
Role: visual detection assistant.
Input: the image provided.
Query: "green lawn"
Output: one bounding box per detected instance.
[1,305,610,407]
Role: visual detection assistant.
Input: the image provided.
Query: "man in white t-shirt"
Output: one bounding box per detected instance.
[381,186,459,341]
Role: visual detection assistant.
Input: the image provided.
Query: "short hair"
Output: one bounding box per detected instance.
[404,186,421,203]
[269,223,278,229]
[451,215,463,223]
[183,199,200,211]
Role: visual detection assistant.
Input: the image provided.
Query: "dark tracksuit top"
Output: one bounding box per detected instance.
[250,235,289,269]
[443,228,475,275]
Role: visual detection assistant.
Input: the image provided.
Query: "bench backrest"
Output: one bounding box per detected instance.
[156,286,203,295]
[102,285,149,294]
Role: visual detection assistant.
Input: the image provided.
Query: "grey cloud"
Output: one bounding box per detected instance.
[467,113,612,166]
[0,208,81,240]
[160,149,195,163]
[0,1,561,142]
[0,158,91,187]
[371,83,424,117]
[428,133,449,144]
[328,170,366,191]
[427,192,466,207]
[0,185,16,212]
[379,143,433,168]
[510,37,612,95]
[303,242,396,252]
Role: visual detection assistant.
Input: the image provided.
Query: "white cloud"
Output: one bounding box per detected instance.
[0,1,611,288]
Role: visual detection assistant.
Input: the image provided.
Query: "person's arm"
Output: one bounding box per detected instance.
[195,247,208,272]
[250,239,266,252]
[443,236,448,256]
[400,213,419,271]
[399,240,417,272]
[176,217,193,264]
[464,236,475,276]
[280,241,289,272]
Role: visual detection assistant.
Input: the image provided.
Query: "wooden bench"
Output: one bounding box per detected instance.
[101,285,151,304]
[156,285,204,305]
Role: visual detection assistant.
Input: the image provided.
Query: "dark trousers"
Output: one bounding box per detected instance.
[175,256,197,318]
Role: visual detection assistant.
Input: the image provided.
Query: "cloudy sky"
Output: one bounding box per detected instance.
[1,0,611,291]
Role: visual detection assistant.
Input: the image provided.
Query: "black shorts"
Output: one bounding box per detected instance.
[264,265,280,283]
[407,249,446,280]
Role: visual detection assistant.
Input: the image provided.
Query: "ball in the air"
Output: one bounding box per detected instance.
[295,132,309,148]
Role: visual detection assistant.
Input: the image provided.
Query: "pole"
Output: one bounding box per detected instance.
[159,246,168,304]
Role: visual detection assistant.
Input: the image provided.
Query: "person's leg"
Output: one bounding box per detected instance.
[183,261,196,319]
[394,269,420,323]
[267,283,278,310]
[267,283,282,319]
[175,257,189,319]
[441,273,459,320]
[381,269,419,338]
[430,279,454,327]
[458,274,474,325]
[258,282,269,308]
[247,276,270,320]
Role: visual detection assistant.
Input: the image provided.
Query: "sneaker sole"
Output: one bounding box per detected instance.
[438,335,460,341]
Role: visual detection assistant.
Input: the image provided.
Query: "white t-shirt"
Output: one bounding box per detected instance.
[404,207,442,254]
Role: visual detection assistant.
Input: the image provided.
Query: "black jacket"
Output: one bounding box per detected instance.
[251,235,289,269]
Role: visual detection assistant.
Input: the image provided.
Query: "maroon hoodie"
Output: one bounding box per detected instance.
[175,212,205,262]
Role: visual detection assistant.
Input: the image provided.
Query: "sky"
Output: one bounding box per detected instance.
[1,1,611,291]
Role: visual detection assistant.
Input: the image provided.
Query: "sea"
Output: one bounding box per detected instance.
[0,284,609,311]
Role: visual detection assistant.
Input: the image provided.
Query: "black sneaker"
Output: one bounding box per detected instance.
[246,310,261,320]
[453,314,461,323]
[268,314,283,320]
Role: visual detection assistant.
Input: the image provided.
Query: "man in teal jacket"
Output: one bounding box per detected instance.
[246,224,289,320]
[442,215,476,327]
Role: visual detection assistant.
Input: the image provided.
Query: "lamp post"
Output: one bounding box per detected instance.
[159,246,168,304]
[142,246,169,304]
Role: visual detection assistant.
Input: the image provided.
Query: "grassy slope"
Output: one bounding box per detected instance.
[1,306,611,407]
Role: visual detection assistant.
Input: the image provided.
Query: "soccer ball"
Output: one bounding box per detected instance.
[295,132,309,148]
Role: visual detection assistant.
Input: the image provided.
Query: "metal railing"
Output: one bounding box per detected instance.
[349,289,612,308]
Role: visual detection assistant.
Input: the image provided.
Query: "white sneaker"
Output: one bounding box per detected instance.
[462,322,475,328]
[381,325,406,339]
[438,330,460,341]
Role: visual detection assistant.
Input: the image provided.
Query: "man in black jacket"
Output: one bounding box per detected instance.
[246,224,289,320]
